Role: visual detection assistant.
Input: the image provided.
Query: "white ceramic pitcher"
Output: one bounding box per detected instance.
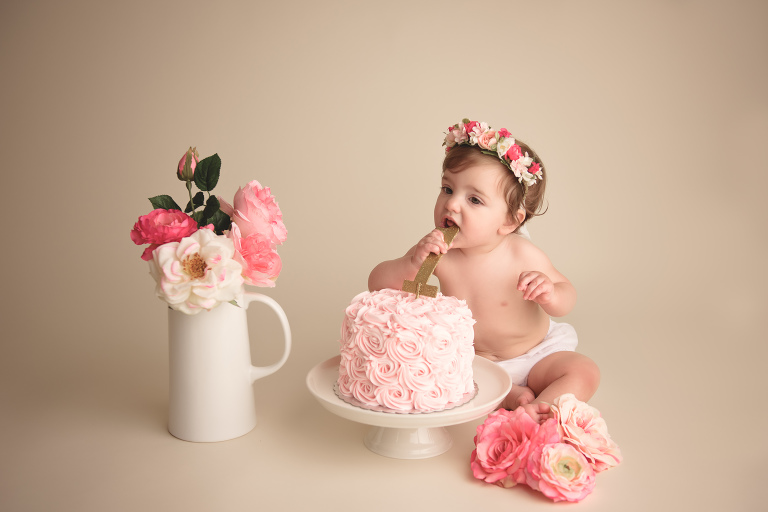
[167,292,291,442]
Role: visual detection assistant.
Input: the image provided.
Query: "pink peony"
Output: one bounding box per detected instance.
[552,394,623,472]
[529,162,541,175]
[497,128,512,139]
[228,223,282,287]
[470,408,540,488]
[219,180,287,246]
[526,443,596,502]
[130,209,199,261]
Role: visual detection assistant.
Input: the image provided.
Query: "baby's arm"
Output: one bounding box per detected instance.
[368,229,449,291]
[516,242,576,317]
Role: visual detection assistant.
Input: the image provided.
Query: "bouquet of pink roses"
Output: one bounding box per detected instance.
[470,394,622,503]
[130,147,286,314]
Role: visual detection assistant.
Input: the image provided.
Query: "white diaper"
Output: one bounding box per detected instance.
[494,320,578,387]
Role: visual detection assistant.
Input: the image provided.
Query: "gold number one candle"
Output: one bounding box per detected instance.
[401,225,459,298]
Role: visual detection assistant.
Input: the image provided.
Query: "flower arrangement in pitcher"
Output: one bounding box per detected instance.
[130,147,287,314]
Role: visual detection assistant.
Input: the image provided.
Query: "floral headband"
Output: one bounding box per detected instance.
[443,118,543,189]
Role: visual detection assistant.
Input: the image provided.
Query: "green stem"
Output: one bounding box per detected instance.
[186,180,195,215]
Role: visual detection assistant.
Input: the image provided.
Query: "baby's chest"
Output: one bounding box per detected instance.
[438,262,521,304]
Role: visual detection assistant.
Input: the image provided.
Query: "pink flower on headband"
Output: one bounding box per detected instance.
[498,128,512,139]
[503,143,523,162]
[529,162,541,176]
[477,130,498,150]
[464,120,480,134]
[444,124,468,147]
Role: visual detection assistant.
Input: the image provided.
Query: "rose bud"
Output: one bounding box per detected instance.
[177,146,199,181]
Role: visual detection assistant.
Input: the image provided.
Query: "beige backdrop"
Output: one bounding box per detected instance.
[2,1,766,510]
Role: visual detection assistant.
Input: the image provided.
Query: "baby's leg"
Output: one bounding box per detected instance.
[526,351,600,413]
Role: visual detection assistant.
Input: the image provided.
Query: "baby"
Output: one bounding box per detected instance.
[368,120,600,422]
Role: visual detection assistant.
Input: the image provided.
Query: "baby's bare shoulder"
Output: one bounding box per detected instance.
[508,233,547,259]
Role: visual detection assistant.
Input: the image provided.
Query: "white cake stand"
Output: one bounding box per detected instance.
[306,355,512,459]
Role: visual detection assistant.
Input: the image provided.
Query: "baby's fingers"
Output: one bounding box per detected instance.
[420,231,448,253]
[517,271,538,292]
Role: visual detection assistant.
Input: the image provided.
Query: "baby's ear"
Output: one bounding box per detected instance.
[499,209,525,236]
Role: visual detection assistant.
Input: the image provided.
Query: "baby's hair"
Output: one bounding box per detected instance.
[442,144,548,229]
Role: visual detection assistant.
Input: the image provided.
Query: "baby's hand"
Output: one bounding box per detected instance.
[411,229,450,268]
[518,271,555,305]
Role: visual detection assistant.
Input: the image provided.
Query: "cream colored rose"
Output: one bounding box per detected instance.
[551,394,623,473]
[477,130,498,150]
[149,228,244,314]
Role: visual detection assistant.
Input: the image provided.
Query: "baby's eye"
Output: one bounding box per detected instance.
[469,196,483,205]
[441,186,453,195]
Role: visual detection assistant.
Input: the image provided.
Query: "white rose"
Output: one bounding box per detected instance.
[149,228,244,314]
[496,137,515,160]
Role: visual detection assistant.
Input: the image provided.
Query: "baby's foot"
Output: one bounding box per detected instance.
[500,385,535,410]
[520,402,553,424]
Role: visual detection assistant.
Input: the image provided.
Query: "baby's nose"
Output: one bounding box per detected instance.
[446,197,461,212]
[445,197,459,213]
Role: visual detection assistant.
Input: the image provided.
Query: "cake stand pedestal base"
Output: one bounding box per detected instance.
[307,355,511,460]
[363,426,452,459]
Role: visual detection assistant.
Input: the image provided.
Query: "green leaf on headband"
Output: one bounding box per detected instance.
[194,153,221,192]
[149,194,182,211]
[185,192,205,212]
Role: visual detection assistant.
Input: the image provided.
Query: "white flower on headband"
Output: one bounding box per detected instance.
[443,118,543,190]
[496,137,516,161]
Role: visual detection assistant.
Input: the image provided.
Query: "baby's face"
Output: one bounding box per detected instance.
[433,163,516,250]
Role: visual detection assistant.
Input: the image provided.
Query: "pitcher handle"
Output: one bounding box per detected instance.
[242,291,292,382]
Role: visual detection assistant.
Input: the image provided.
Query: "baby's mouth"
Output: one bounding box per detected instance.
[443,217,457,229]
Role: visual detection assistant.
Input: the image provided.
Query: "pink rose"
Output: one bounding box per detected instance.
[470,408,540,487]
[219,180,287,245]
[529,162,541,175]
[177,147,199,181]
[130,209,199,261]
[464,120,479,135]
[504,143,523,162]
[228,223,282,287]
[526,443,596,502]
[497,128,512,138]
[552,394,623,472]
[477,130,498,150]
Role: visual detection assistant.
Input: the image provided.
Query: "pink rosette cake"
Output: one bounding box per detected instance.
[337,288,475,413]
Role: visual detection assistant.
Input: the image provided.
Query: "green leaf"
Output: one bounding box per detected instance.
[194,154,221,192]
[208,208,232,235]
[149,195,182,211]
[185,192,205,212]
[201,195,220,223]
